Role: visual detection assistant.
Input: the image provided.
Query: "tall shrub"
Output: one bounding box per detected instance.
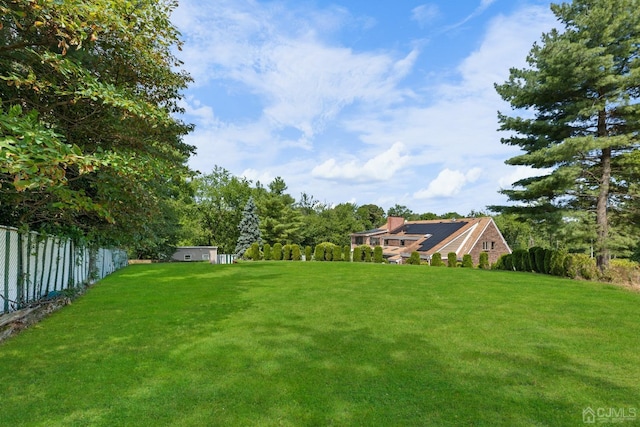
[332,245,342,261]
[550,250,568,277]
[272,242,283,261]
[343,246,351,262]
[324,244,333,261]
[314,244,324,261]
[478,252,489,269]
[431,253,443,267]
[353,246,362,262]
[282,244,291,261]
[305,246,312,261]
[361,246,372,262]
[462,254,473,268]
[292,244,301,261]
[250,242,261,260]
[447,252,457,267]
[407,251,421,265]
[373,246,383,263]
[263,243,272,261]
[543,250,553,274]
[535,247,546,273]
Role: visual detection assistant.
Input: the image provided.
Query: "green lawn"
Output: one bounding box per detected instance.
[0,262,639,426]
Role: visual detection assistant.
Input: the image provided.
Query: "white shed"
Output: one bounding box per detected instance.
[172,246,218,263]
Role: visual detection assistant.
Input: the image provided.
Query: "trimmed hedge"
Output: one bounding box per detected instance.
[283,244,291,261]
[272,243,283,261]
[249,242,261,260]
[406,251,421,265]
[292,244,301,261]
[493,248,600,281]
[462,254,473,268]
[263,243,272,261]
[305,246,312,261]
[431,253,443,267]
[353,246,362,263]
[478,252,489,269]
[333,245,342,261]
[343,246,351,262]
[447,252,457,268]
[373,246,383,263]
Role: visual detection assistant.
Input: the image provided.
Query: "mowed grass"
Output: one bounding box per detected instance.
[0,262,639,426]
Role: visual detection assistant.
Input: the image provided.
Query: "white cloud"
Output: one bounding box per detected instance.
[312,142,410,182]
[498,166,553,189]
[175,1,560,215]
[175,0,416,142]
[240,168,275,185]
[411,4,440,27]
[414,168,483,199]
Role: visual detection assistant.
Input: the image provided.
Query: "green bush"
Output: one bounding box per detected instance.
[263,243,272,261]
[492,254,505,270]
[344,246,351,262]
[513,249,532,271]
[528,247,542,273]
[478,252,489,270]
[314,242,340,261]
[292,244,301,261]
[314,244,324,261]
[325,245,333,261]
[250,242,261,260]
[282,244,291,261]
[535,248,547,273]
[447,252,457,267]
[603,258,638,284]
[272,243,282,261]
[353,246,362,262]
[550,250,568,276]
[361,245,372,262]
[305,246,312,261]
[431,253,443,267]
[503,254,514,271]
[407,251,421,265]
[543,250,553,274]
[332,245,342,261]
[373,246,383,263]
[462,254,473,268]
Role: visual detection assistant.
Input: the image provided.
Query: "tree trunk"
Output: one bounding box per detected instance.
[596,147,611,271]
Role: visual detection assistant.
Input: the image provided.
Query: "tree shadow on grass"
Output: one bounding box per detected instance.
[101,320,630,426]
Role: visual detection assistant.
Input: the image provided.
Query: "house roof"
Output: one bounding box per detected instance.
[351,217,511,260]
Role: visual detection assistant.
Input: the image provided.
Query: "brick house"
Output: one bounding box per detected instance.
[350,216,511,266]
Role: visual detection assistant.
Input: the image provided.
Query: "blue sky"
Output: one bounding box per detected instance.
[172,0,560,215]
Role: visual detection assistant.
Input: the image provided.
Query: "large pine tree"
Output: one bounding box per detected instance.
[494,0,640,269]
[235,197,261,258]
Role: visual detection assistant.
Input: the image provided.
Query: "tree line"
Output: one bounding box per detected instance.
[2,0,639,267]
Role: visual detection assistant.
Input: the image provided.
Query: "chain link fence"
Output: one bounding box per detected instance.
[0,225,128,314]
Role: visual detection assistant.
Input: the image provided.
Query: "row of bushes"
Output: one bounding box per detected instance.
[404,251,490,269]
[492,247,599,280]
[246,242,497,269]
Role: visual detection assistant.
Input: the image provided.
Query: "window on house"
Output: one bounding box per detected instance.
[184,254,192,261]
[355,236,364,245]
[491,241,496,250]
[400,240,405,246]
[371,238,380,246]
[202,254,210,260]
[482,241,489,250]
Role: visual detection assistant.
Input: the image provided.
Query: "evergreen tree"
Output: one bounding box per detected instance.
[234,197,261,258]
[494,0,640,270]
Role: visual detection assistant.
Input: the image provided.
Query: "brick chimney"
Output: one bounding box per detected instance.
[386,216,405,232]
